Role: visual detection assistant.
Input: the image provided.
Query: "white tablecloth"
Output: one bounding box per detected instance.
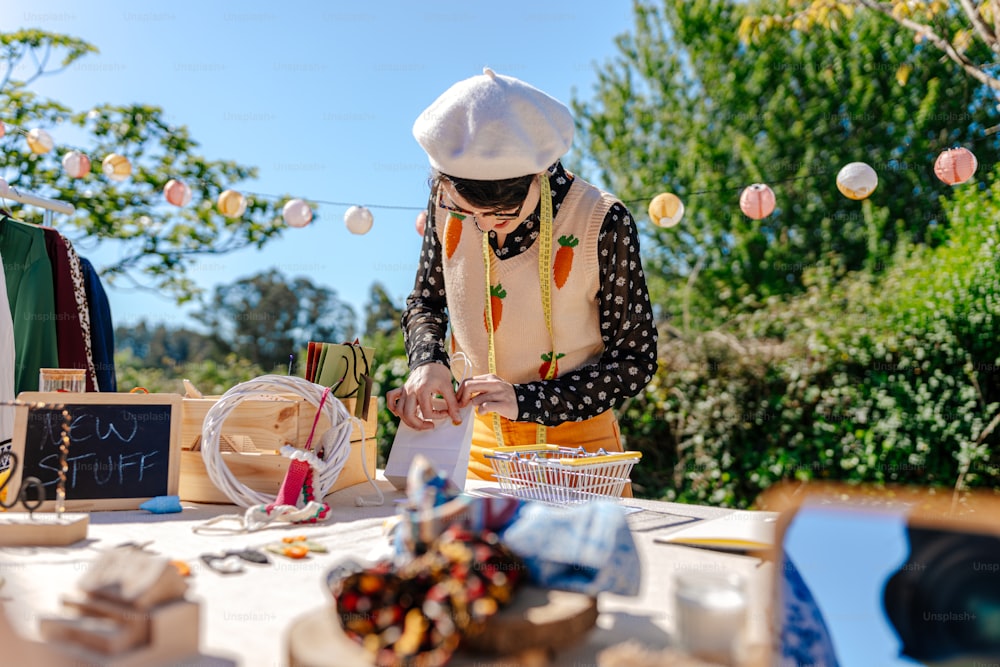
[0,476,775,666]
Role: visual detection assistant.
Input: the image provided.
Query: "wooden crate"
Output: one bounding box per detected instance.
[181,395,376,453]
[179,395,378,504]
[178,438,377,505]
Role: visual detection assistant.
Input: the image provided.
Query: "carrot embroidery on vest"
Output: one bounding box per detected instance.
[445,212,465,259]
[485,283,506,332]
[553,234,579,289]
[539,351,565,379]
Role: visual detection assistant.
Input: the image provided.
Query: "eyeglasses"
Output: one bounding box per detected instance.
[437,188,525,222]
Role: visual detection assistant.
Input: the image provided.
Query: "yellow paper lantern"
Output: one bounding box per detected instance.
[217,189,247,218]
[836,162,878,200]
[415,210,427,236]
[164,179,192,207]
[739,183,776,220]
[26,128,54,154]
[101,153,132,182]
[344,205,373,235]
[282,199,313,228]
[61,151,91,179]
[648,192,685,228]
[934,147,978,185]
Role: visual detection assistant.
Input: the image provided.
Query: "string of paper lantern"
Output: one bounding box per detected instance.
[648,146,979,227]
[2,121,985,234]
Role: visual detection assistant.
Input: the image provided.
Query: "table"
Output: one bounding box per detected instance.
[0,476,776,667]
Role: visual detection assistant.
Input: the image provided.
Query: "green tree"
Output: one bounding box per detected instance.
[572,0,1000,328]
[360,282,408,464]
[194,269,356,373]
[742,1,1000,97]
[363,282,403,339]
[115,321,215,365]
[1,29,300,302]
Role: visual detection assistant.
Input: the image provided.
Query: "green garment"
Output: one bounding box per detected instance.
[0,217,58,393]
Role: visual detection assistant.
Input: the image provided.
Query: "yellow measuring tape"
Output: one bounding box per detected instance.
[482,175,555,447]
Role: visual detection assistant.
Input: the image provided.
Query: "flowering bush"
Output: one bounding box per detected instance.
[621,177,1000,507]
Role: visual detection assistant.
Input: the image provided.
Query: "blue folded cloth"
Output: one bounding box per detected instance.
[499,500,641,597]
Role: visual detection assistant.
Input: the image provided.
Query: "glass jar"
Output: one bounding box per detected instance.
[674,570,748,665]
[38,368,86,393]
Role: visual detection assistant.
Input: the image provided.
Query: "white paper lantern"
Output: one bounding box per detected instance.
[282,199,313,228]
[344,205,373,235]
[164,179,192,207]
[26,128,54,154]
[836,162,878,200]
[61,151,91,178]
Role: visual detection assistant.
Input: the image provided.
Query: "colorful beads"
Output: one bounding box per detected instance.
[328,525,524,665]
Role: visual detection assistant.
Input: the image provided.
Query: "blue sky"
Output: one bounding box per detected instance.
[4,0,636,331]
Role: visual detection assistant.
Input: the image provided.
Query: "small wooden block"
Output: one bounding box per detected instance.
[147,598,200,657]
[0,513,89,547]
[61,595,150,648]
[39,613,134,656]
[79,550,188,610]
[3,598,226,667]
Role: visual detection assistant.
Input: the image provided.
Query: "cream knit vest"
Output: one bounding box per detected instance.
[436,177,617,384]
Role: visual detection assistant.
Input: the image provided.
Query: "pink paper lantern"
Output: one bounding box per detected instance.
[415,210,427,236]
[164,179,192,207]
[0,122,5,139]
[61,151,91,179]
[934,147,978,185]
[344,205,373,235]
[282,199,313,228]
[739,183,776,220]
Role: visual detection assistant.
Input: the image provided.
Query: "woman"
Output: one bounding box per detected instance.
[388,68,657,481]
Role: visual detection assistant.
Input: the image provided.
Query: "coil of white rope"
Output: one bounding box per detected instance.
[199,375,381,509]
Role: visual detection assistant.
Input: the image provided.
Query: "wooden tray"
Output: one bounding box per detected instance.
[286,586,598,667]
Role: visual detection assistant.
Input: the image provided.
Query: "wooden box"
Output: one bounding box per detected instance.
[178,395,378,505]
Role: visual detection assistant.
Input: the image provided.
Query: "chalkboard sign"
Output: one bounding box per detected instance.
[9,392,183,511]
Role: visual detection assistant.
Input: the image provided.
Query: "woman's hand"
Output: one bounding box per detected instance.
[456,374,518,420]
[386,362,461,431]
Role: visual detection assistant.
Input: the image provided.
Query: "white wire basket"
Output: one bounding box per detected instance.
[485,444,641,505]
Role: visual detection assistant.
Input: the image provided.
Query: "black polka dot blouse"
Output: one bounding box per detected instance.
[401,161,658,426]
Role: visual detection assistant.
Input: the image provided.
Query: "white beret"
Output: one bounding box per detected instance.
[412,67,575,180]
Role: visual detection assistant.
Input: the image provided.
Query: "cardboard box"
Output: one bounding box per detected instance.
[178,395,378,504]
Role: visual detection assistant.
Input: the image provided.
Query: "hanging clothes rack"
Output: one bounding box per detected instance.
[0,178,75,226]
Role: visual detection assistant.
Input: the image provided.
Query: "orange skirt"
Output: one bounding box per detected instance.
[467,410,623,482]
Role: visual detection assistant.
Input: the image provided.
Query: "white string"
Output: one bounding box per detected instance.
[198,374,381,510]
[451,351,472,383]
